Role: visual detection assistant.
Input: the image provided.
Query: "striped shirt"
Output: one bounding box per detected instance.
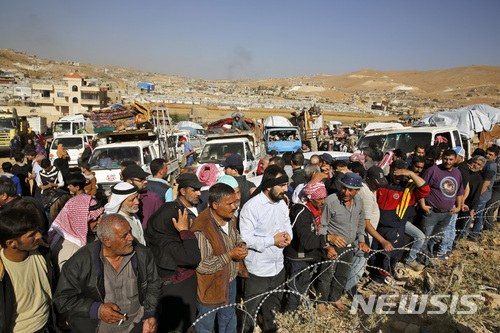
[194,209,241,282]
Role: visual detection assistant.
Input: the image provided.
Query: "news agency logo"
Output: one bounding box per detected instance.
[350,294,484,315]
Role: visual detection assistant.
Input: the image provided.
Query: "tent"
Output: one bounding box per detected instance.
[174,121,204,130]
[415,104,500,140]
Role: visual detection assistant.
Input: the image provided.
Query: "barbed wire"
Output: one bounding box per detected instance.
[188,203,499,332]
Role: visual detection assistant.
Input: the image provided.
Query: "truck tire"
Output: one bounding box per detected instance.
[309,139,318,152]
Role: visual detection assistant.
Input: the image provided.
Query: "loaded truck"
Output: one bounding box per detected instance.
[0,108,29,151]
[263,116,302,154]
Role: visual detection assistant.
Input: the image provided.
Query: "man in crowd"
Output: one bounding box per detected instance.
[292,163,322,204]
[436,148,470,257]
[406,144,426,166]
[363,147,377,170]
[456,155,486,240]
[36,158,64,195]
[181,137,195,167]
[0,206,53,333]
[318,173,367,308]
[285,181,338,310]
[369,160,429,283]
[346,166,387,295]
[54,214,161,333]
[191,183,247,333]
[11,152,31,197]
[104,182,145,245]
[485,140,500,231]
[240,165,292,332]
[222,154,256,208]
[145,172,205,332]
[319,153,333,178]
[1,162,22,196]
[290,152,306,190]
[147,158,174,203]
[122,164,162,228]
[469,146,498,240]
[419,149,464,258]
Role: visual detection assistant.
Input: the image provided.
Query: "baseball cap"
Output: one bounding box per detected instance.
[221,153,243,168]
[494,139,500,147]
[321,153,333,163]
[366,166,388,186]
[177,173,206,189]
[122,164,151,180]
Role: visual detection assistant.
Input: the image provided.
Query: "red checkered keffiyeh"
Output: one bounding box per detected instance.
[303,181,327,200]
[48,193,104,248]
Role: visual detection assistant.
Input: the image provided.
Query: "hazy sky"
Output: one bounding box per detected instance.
[1,0,499,80]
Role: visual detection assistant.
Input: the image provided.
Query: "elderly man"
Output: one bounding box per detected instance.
[54,214,161,333]
[122,164,162,229]
[317,172,367,308]
[240,165,292,333]
[191,183,247,333]
[145,172,205,333]
[104,182,145,245]
[285,181,338,311]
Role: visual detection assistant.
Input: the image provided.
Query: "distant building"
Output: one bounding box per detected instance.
[32,73,108,115]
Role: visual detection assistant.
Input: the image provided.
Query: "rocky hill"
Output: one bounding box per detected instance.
[1,48,499,109]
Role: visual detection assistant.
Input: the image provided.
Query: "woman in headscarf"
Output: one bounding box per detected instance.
[194,163,219,210]
[48,193,104,275]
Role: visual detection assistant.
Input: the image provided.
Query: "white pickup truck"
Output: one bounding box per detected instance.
[197,131,262,177]
[88,140,179,194]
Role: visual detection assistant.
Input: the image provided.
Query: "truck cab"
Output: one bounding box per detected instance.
[265,127,301,154]
[53,114,88,138]
[88,141,160,194]
[198,131,260,177]
[382,126,463,156]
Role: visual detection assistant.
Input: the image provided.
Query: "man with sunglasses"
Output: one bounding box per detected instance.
[122,164,162,229]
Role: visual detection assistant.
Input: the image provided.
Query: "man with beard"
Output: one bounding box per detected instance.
[144,172,205,333]
[419,149,464,258]
[368,160,429,284]
[456,155,486,240]
[104,182,145,245]
[122,164,162,229]
[54,214,161,333]
[436,148,470,257]
[317,172,367,308]
[191,183,247,333]
[240,165,292,333]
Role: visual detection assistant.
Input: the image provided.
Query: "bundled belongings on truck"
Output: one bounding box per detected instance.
[91,105,151,132]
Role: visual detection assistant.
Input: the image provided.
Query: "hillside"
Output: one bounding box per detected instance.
[1,48,499,110]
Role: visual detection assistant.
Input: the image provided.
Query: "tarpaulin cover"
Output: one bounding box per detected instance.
[415,104,500,140]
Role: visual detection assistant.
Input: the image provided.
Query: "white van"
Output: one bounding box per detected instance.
[49,134,89,167]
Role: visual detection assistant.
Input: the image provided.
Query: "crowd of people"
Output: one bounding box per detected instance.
[1,136,499,333]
